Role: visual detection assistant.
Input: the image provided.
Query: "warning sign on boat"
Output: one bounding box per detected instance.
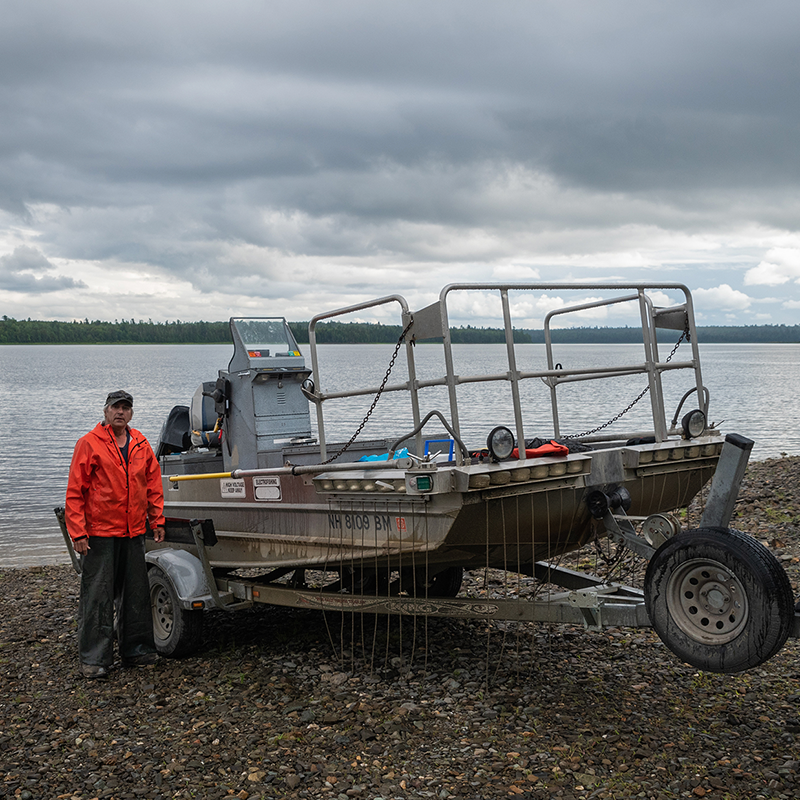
[254,476,282,501]
[220,478,246,497]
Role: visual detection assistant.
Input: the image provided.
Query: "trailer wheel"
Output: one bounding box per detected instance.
[407,566,464,598]
[148,566,203,657]
[341,566,378,594]
[644,528,793,673]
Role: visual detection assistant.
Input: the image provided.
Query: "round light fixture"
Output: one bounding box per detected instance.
[681,409,706,439]
[301,378,319,403]
[486,426,515,461]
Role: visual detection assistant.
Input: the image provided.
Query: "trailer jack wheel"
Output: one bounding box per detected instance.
[644,528,793,673]
[149,566,203,657]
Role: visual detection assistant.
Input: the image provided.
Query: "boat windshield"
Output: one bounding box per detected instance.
[233,319,293,349]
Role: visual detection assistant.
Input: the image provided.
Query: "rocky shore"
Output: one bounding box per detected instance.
[2,456,800,800]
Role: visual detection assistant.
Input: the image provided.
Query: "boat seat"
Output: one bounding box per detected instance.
[190,382,223,448]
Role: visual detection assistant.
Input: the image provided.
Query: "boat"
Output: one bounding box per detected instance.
[141,282,797,673]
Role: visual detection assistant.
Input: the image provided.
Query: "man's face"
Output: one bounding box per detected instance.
[104,401,133,428]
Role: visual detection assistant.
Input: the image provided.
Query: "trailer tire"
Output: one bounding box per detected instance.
[341,566,379,594]
[149,566,203,657]
[644,528,793,673]
[408,566,464,598]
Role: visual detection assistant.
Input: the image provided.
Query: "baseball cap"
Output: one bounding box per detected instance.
[105,390,134,408]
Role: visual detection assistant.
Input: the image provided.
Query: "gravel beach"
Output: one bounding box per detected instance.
[2,456,800,800]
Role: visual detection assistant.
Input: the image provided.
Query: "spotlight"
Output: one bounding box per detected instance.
[681,409,706,439]
[486,426,515,461]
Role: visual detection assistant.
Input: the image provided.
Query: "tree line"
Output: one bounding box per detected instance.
[2,315,799,345]
[523,324,800,344]
[0,317,531,345]
[0,317,231,344]
[288,321,531,344]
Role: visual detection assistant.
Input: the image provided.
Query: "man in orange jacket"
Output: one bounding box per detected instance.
[66,390,166,678]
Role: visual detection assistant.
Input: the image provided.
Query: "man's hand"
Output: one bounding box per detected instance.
[154,526,165,543]
[73,538,90,556]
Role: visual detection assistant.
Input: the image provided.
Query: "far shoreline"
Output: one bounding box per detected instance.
[3,317,800,346]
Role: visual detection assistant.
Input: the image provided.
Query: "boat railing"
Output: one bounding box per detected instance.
[307,283,706,465]
[308,294,423,462]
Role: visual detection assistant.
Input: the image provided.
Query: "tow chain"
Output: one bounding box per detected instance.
[594,535,624,567]
[320,319,414,464]
[563,327,690,440]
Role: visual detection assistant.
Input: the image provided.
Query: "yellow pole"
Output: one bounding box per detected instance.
[168,472,233,482]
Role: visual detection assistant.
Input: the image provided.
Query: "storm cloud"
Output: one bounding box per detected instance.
[0,246,86,293]
[2,0,800,325]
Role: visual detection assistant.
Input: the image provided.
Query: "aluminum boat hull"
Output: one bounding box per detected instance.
[155,438,721,572]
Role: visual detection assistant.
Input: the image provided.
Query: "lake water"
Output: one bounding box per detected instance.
[2,341,799,568]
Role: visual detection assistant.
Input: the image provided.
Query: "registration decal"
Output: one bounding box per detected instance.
[327,513,405,533]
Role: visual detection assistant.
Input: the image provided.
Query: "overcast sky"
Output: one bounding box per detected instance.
[2,0,800,329]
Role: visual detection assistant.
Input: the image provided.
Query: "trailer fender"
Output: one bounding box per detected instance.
[145,549,213,608]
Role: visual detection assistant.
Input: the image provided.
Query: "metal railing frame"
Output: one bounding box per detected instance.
[307,283,706,465]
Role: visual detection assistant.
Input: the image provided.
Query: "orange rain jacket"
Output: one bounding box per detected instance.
[65,423,165,541]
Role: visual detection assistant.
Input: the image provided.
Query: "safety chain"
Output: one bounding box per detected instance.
[563,326,690,440]
[320,319,414,464]
[594,535,624,567]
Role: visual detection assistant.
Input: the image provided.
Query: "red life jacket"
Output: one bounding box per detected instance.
[511,440,569,459]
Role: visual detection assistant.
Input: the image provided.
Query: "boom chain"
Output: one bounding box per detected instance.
[564,327,689,440]
[321,319,414,464]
